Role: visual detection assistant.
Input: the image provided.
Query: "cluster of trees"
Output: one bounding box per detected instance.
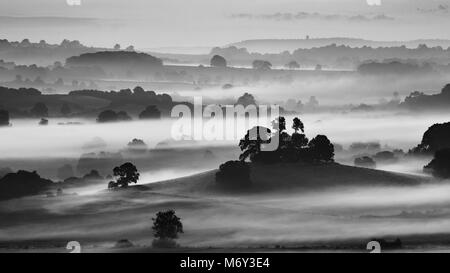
[70,86,173,107]
[0,170,53,200]
[97,110,131,123]
[97,104,161,123]
[239,117,335,164]
[401,84,450,111]
[210,44,450,69]
[216,117,334,187]
[410,121,450,155]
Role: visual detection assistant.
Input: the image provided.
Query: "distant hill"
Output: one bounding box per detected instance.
[228,38,450,53]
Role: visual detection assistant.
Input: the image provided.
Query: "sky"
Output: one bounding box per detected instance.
[0,0,450,49]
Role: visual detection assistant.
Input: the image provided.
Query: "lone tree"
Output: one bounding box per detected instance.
[285,60,300,70]
[0,110,10,126]
[30,102,48,118]
[109,162,140,188]
[210,55,227,68]
[139,105,161,119]
[292,117,304,133]
[308,135,335,162]
[152,210,183,248]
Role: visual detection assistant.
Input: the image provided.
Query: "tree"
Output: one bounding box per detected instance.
[97,110,118,123]
[133,86,145,95]
[308,135,335,162]
[424,148,450,178]
[315,64,323,71]
[60,103,71,116]
[410,122,450,155]
[216,161,251,187]
[235,93,257,107]
[0,109,10,126]
[139,105,161,119]
[252,60,272,70]
[152,210,183,247]
[239,126,272,162]
[210,55,227,68]
[285,60,300,70]
[292,117,304,133]
[97,110,131,123]
[127,138,147,153]
[30,102,48,117]
[112,162,140,188]
[114,44,121,50]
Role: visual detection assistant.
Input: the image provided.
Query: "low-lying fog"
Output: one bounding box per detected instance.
[0,111,448,178]
[2,111,450,250]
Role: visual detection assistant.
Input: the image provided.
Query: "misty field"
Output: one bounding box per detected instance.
[1,112,450,252]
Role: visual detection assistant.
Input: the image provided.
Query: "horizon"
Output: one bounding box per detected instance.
[1,0,450,49]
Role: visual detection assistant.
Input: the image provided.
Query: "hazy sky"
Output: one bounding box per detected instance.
[0,0,450,49]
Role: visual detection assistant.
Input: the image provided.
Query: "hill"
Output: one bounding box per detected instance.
[228,38,450,53]
[145,163,425,195]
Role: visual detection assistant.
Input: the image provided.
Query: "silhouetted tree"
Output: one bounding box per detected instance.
[308,135,334,162]
[152,210,183,248]
[0,170,53,200]
[97,110,131,123]
[114,44,121,50]
[30,102,48,117]
[97,110,118,123]
[292,117,304,133]
[112,162,140,188]
[0,109,10,126]
[139,105,161,119]
[410,122,450,155]
[424,148,450,178]
[210,55,227,68]
[216,160,251,187]
[133,86,145,95]
[239,126,272,162]
[272,116,286,133]
[235,93,257,107]
[117,111,132,121]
